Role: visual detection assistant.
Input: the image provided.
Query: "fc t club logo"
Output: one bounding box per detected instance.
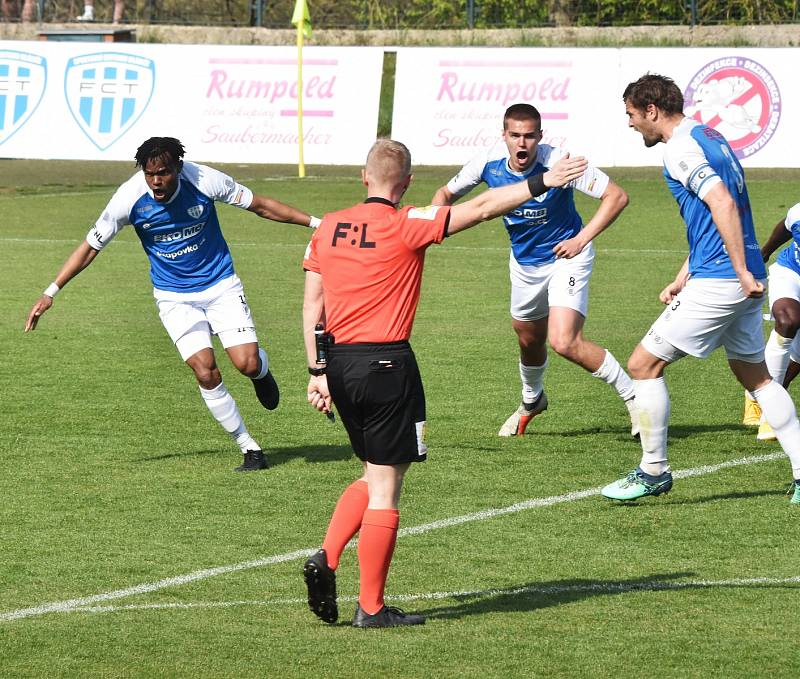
[65,52,155,151]
[0,49,47,146]
[684,57,781,160]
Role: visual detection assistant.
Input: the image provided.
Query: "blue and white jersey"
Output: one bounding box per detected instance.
[446,142,609,266]
[775,204,800,275]
[86,162,254,293]
[663,117,765,280]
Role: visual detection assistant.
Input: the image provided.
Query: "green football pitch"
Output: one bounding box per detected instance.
[1,159,799,678]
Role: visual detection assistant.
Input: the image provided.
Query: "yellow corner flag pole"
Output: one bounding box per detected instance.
[291,0,312,178]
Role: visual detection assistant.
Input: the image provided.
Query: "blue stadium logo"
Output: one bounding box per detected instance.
[64,52,155,151]
[0,49,47,146]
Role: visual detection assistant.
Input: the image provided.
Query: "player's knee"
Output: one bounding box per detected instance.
[772,299,800,337]
[194,366,221,389]
[549,333,579,359]
[235,354,260,378]
[627,353,648,379]
[773,314,800,339]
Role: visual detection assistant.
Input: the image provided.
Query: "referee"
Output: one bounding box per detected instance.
[301,139,586,628]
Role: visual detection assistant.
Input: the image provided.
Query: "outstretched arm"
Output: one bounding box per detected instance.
[553,180,629,259]
[25,240,100,332]
[248,194,319,228]
[447,154,587,235]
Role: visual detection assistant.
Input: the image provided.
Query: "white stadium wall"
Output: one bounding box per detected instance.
[392,47,794,168]
[0,42,384,164]
[0,41,795,167]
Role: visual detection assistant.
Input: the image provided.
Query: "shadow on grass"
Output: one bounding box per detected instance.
[136,444,353,465]
[667,488,787,505]
[601,488,786,508]
[422,572,695,620]
[420,570,800,621]
[529,423,752,439]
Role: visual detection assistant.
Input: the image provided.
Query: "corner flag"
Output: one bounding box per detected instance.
[292,0,312,40]
[292,0,311,178]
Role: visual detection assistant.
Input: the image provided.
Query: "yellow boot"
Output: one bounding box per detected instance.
[743,393,762,427]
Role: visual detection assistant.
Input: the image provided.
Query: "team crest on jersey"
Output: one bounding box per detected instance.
[0,50,47,146]
[64,52,155,151]
[684,57,781,160]
[187,205,204,219]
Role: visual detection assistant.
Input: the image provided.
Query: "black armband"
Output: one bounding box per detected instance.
[527,173,546,197]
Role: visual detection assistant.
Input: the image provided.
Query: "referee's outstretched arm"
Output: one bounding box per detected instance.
[447,154,587,235]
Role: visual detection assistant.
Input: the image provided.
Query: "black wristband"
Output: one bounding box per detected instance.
[527,173,546,197]
[308,366,326,376]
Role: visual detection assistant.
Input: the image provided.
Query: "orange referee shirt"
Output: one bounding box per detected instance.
[303,197,451,344]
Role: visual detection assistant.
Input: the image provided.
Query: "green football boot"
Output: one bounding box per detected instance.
[601,467,673,501]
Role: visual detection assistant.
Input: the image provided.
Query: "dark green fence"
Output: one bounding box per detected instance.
[5,0,800,28]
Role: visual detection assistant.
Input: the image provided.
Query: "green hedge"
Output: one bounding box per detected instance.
[35,0,800,28]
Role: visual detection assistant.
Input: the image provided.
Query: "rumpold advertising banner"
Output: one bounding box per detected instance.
[0,42,384,164]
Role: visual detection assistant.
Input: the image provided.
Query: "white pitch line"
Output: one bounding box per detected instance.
[0,451,786,623]
[65,574,800,617]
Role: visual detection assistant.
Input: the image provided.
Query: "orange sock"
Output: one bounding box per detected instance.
[321,479,369,570]
[357,508,400,615]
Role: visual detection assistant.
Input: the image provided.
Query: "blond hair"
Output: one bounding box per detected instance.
[365,139,411,186]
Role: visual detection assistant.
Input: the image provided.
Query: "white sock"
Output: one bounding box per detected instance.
[235,432,261,453]
[254,347,269,380]
[753,380,800,478]
[199,382,259,452]
[634,377,670,476]
[592,350,635,401]
[83,4,93,17]
[765,330,792,386]
[520,359,547,403]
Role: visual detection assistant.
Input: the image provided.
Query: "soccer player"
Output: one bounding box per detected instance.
[301,139,587,628]
[25,137,318,472]
[431,103,637,438]
[601,74,800,504]
[744,203,800,441]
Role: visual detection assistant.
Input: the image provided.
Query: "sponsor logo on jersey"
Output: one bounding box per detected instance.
[65,52,155,151]
[136,204,154,215]
[684,57,781,159]
[153,222,206,243]
[187,205,204,219]
[0,49,47,146]
[155,242,201,260]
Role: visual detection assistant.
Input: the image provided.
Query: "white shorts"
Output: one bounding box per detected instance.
[768,261,800,310]
[641,277,766,362]
[509,243,595,321]
[155,275,258,361]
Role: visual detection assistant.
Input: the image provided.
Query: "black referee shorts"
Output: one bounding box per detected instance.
[326,341,426,466]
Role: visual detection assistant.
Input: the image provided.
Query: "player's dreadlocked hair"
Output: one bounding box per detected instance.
[623,74,684,115]
[134,137,186,168]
